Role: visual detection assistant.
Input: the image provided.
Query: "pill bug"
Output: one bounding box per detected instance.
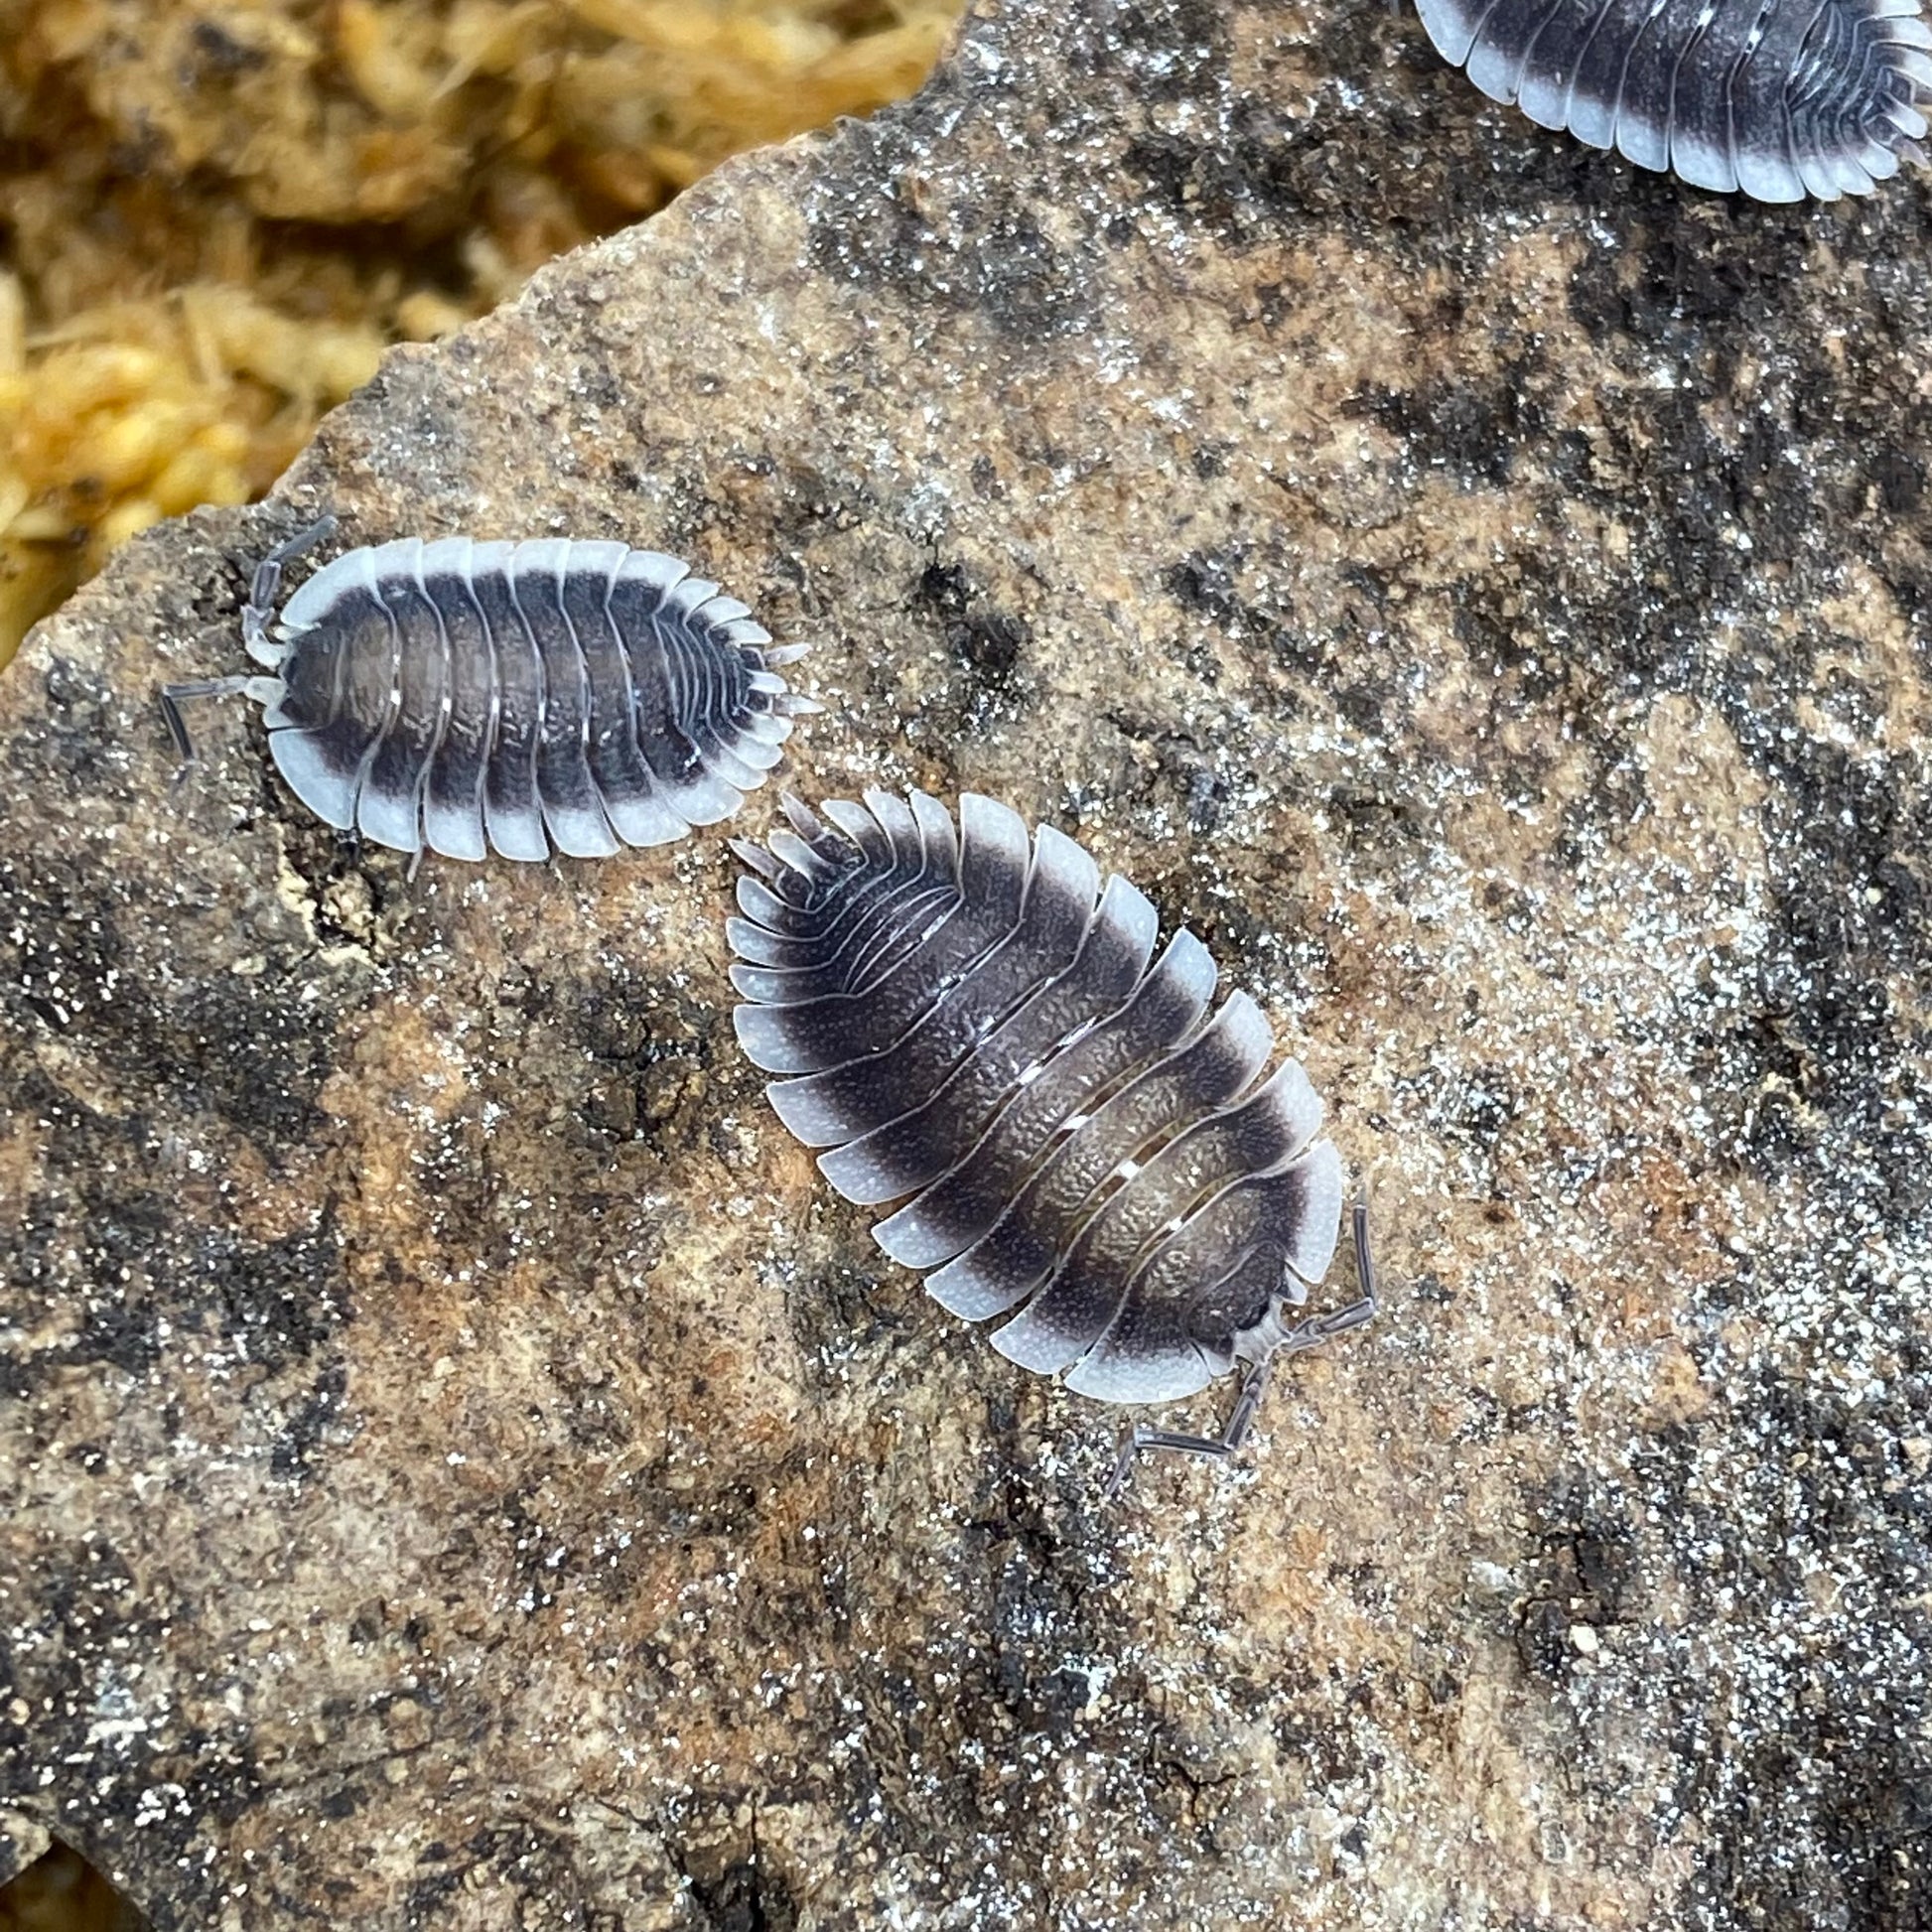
[163,516,820,862]
[1416,0,1932,200]
[728,790,1376,1484]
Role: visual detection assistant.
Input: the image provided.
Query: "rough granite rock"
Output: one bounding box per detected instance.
[2,0,1929,1926]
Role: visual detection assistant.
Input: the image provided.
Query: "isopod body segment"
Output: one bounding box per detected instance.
[1417,0,1932,200]
[727,790,1376,1479]
[163,517,820,862]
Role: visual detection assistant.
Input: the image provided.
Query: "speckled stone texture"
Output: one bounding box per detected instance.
[3,0,1930,1926]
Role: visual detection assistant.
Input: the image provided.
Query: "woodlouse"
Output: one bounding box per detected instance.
[164,516,820,862]
[728,790,1376,1485]
[1417,0,1932,199]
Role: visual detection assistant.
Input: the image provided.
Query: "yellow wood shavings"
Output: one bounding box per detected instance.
[0,1842,144,1932]
[0,0,961,667]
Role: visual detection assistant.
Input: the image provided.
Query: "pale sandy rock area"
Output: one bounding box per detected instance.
[2,0,1928,1926]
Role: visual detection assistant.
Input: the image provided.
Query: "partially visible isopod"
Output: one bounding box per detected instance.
[727,790,1376,1488]
[1416,0,1932,200]
[163,517,822,862]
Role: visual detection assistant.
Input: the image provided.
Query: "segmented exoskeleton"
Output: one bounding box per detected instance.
[728,790,1376,1487]
[163,517,818,862]
[1417,0,1932,199]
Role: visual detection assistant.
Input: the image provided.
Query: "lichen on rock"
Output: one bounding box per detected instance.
[1,0,1929,1926]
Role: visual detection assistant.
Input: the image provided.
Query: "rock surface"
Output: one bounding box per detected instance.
[3,0,1929,1926]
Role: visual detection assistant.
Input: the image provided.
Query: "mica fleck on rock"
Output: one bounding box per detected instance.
[2,0,1929,1927]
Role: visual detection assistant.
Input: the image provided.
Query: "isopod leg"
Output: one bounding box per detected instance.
[243,514,338,660]
[1104,1358,1276,1498]
[1105,1198,1378,1498]
[160,676,255,767]
[1288,1195,1378,1345]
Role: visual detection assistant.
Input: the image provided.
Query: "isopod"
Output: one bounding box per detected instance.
[1416,0,1932,200]
[727,790,1376,1487]
[163,516,820,862]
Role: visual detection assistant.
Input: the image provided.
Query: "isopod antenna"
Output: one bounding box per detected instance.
[1105,1195,1378,1498]
[160,515,339,764]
